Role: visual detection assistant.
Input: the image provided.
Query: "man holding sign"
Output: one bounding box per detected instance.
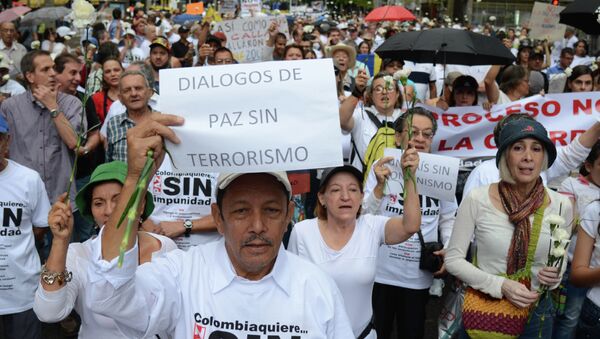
[362,108,458,339]
[86,114,354,338]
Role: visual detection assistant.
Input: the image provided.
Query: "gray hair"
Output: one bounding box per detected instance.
[498,150,548,185]
[119,69,151,90]
[127,61,155,86]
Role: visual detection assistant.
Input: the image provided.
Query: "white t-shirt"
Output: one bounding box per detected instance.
[33,231,176,338]
[149,157,221,250]
[288,215,388,338]
[41,40,67,55]
[87,236,354,338]
[571,55,594,68]
[404,61,437,102]
[462,136,591,198]
[362,163,458,289]
[118,46,146,68]
[348,104,401,170]
[0,79,25,96]
[0,160,50,314]
[580,201,600,306]
[559,176,600,262]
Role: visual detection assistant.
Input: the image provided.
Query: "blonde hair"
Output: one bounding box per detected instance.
[498,149,548,184]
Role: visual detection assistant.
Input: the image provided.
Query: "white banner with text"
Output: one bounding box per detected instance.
[160,59,343,173]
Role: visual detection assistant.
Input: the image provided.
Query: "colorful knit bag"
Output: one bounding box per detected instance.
[462,196,548,339]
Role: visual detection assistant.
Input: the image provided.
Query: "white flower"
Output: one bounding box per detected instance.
[550,246,566,258]
[489,16,496,22]
[544,214,566,227]
[2,74,9,81]
[393,68,412,81]
[564,67,573,77]
[552,228,570,242]
[70,0,97,29]
[303,25,314,33]
[63,35,71,41]
[592,63,598,72]
[30,40,40,49]
[89,43,96,49]
[377,28,386,36]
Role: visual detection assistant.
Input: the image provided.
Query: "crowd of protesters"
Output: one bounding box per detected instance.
[2,1,600,338]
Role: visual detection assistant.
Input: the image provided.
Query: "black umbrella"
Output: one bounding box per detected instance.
[559,0,600,35]
[375,28,515,66]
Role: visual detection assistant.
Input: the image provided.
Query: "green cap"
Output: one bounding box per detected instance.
[75,161,154,224]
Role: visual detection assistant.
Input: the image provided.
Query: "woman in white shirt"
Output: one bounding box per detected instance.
[571,200,600,337]
[362,108,458,339]
[33,161,177,338]
[446,119,573,339]
[288,151,422,339]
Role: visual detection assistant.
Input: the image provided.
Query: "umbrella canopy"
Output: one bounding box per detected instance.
[375,28,515,66]
[559,0,600,35]
[173,14,203,25]
[20,6,71,25]
[0,6,31,23]
[365,6,416,22]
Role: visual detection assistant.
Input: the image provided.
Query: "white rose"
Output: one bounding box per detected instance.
[544,214,566,227]
[70,0,97,29]
[393,68,412,81]
[592,63,598,72]
[303,25,314,33]
[564,67,573,77]
[553,228,570,242]
[30,40,41,49]
[550,246,566,258]
[2,74,9,81]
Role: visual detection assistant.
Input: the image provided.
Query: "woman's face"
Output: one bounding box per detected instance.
[506,138,545,185]
[453,88,476,107]
[384,60,403,75]
[568,74,593,92]
[585,156,600,187]
[91,181,123,226]
[318,172,362,221]
[103,60,123,88]
[395,114,434,152]
[284,47,303,60]
[359,43,370,54]
[370,77,399,110]
[304,51,317,59]
[519,49,530,63]
[575,42,586,57]
[332,50,350,72]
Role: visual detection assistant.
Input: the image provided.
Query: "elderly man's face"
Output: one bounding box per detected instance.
[118,74,152,112]
[212,174,293,280]
[0,23,15,45]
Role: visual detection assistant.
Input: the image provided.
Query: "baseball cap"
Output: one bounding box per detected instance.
[452,75,478,92]
[124,28,136,37]
[150,37,170,52]
[217,172,292,199]
[178,25,190,34]
[213,31,227,41]
[319,165,363,190]
[0,114,8,134]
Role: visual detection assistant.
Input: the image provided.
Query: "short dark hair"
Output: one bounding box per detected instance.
[328,27,341,36]
[21,50,51,81]
[581,140,600,176]
[499,65,527,93]
[214,47,234,59]
[112,8,122,20]
[284,44,304,59]
[394,107,438,136]
[561,47,574,57]
[54,53,81,74]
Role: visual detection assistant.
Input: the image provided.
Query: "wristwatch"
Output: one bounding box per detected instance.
[183,219,192,237]
[49,108,59,118]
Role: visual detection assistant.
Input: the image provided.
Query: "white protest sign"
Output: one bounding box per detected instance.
[213,15,289,63]
[528,1,566,42]
[240,0,262,17]
[383,148,460,202]
[160,59,343,173]
[417,92,599,160]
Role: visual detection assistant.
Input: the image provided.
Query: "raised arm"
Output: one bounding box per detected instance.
[384,148,421,244]
[339,70,368,131]
[484,65,501,105]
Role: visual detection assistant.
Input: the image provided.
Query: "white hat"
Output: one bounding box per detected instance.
[337,22,348,30]
[217,172,292,199]
[124,28,136,37]
[56,26,76,38]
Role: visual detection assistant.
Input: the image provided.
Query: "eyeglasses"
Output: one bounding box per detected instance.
[373,85,397,94]
[403,129,435,140]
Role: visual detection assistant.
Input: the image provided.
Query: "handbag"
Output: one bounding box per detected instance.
[438,277,467,339]
[462,196,548,339]
[417,230,444,273]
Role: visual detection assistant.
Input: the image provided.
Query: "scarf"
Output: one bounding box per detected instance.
[498,177,546,275]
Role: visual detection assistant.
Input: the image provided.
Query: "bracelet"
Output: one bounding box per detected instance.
[351,87,365,98]
[41,264,72,286]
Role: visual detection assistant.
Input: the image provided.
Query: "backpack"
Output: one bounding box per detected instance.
[351,108,397,185]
